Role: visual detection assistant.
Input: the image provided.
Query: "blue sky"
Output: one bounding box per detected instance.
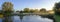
[0,0,60,11]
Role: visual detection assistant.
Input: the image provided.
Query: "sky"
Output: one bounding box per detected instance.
[0,0,60,11]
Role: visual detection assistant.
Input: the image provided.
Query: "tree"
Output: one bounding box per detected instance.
[53,2,60,15]
[53,2,60,22]
[2,2,13,22]
[40,8,46,13]
[2,2,13,16]
[20,10,23,13]
[2,2,13,11]
[23,8,30,13]
[39,8,47,15]
[30,9,34,13]
[34,9,39,13]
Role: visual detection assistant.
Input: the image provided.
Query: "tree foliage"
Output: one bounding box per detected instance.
[2,2,13,22]
[2,2,13,16]
[34,9,39,13]
[53,2,60,15]
[30,9,34,13]
[40,8,46,13]
[2,2,13,12]
[23,8,30,13]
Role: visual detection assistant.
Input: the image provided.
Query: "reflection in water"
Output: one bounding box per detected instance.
[11,16,21,22]
[23,15,53,22]
[11,15,53,22]
[0,18,2,22]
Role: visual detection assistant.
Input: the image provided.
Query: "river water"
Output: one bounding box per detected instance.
[0,15,53,22]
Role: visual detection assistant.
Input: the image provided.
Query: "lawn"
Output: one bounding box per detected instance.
[55,15,60,22]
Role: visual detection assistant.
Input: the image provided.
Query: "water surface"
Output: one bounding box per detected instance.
[11,15,53,22]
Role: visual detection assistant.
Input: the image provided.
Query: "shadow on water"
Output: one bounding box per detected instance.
[40,15,55,22]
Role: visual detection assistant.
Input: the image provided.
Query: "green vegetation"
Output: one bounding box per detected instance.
[23,8,30,13]
[2,2,13,22]
[53,2,60,22]
[20,8,51,14]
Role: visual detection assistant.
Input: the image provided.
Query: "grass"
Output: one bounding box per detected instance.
[0,15,3,18]
[55,15,60,22]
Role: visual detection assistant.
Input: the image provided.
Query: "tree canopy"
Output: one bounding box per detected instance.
[2,2,13,11]
[40,8,46,13]
[23,8,30,13]
[2,2,13,16]
[53,2,60,15]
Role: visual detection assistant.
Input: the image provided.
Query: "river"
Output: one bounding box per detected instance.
[0,15,53,22]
